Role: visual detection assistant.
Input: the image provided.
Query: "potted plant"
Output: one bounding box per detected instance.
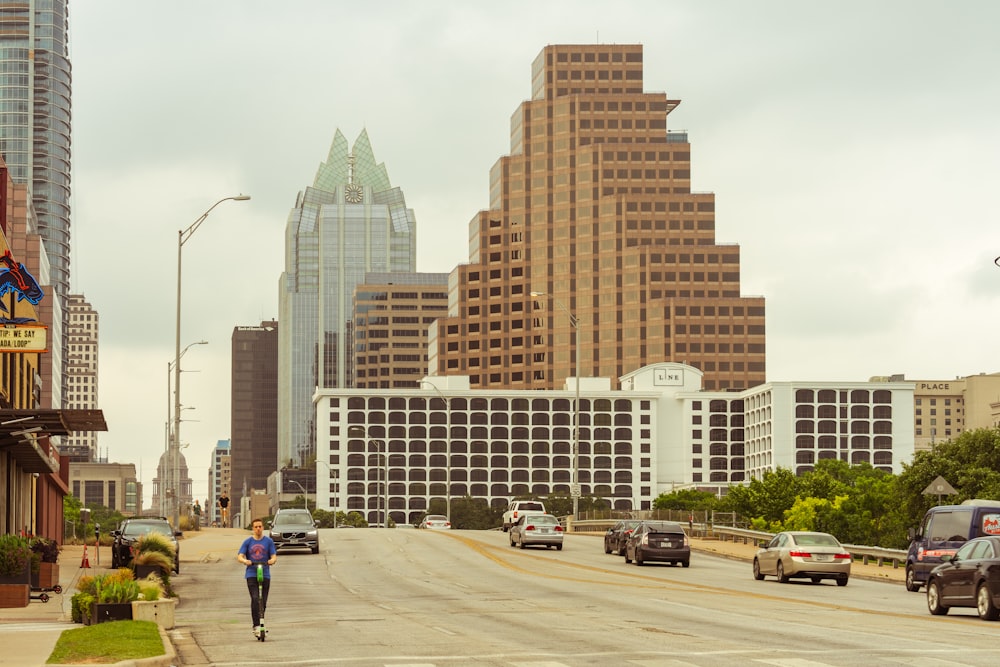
[92,569,140,623]
[29,537,60,590]
[0,534,32,608]
[71,574,96,624]
[131,532,175,580]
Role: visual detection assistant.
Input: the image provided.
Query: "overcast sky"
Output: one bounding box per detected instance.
[67,1,1000,505]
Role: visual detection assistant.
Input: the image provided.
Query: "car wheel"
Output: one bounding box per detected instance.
[811,577,822,584]
[618,545,626,556]
[836,576,848,587]
[681,560,690,568]
[518,537,526,549]
[604,541,611,554]
[635,549,644,566]
[312,545,319,554]
[776,561,789,583]
[624,548,632,564]
[556,544,563,551]
[753,559,765,581]
[927,579,949,615]
[905,565,921,592]
[509,535,515,547]
[977,582,1000,620]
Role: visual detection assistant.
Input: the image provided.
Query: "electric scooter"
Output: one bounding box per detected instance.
[255,563,266,641]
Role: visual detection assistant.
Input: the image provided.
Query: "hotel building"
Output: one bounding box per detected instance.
[314,363,913,526]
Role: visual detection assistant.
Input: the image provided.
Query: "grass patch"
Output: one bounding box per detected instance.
[47,620,163,664]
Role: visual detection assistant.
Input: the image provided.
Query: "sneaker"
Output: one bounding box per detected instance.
[253,626,260,638]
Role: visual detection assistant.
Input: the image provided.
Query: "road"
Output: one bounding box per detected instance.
[171,528,1000,666]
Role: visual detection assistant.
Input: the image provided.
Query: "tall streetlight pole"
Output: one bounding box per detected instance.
[349,426,388,527]
[420,379,451,520]
[165,341,207,517]
[531,291,581,518]
[174,195,250,528]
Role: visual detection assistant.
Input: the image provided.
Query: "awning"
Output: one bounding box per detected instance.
[0,409,108,473]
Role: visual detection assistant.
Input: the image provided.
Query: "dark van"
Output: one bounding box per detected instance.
[905,499,1000,592]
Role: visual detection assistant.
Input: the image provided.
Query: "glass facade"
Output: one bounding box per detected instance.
[279,129,416,467]
[0,1,72,368]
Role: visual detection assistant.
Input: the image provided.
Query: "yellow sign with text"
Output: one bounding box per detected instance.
[0,324,48,353]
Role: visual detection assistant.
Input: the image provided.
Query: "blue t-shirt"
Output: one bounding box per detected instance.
[239,536,276,579]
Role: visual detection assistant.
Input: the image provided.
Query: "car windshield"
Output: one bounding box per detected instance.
[124,522,171,537]
[274,513,313,526]
[792,533,839,547]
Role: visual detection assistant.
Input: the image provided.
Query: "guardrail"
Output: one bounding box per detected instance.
[568,519,908,568]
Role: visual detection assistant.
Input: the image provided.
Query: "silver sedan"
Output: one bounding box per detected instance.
[753,531,851,586]
[509,514,564,550]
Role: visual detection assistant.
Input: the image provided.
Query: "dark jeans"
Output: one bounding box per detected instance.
[246,577,271,627]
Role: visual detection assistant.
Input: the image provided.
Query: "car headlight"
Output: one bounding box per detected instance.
[306,530,317,537]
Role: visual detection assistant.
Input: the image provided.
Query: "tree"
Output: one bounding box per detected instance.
[653,489,719,512]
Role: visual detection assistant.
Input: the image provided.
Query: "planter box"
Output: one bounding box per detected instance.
[92,602,133,623]
[0,583,30,608]
[131,598,176,629]
[31,562,59,589]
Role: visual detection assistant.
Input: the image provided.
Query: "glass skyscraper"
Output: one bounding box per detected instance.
[279,129,416,467]
[0,0,73,391]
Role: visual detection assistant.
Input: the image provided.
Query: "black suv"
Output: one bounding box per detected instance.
[268,508,319,553]
[110,516,181,573]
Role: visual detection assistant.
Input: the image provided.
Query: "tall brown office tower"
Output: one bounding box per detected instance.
[428,44,765,391]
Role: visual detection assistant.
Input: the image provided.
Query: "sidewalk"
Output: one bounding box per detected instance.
[0,542,112,667]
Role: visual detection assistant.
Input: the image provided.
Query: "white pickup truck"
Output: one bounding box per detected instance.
[502,500,548,532]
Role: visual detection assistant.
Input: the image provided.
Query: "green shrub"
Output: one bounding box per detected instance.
[0,534,32,577]
[97,579,140,604]
[71,592,95,623]
[133,550,173,573]
[133,532,175,560]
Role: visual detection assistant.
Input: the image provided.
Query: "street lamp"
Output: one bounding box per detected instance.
[165,341,207,516]
[349,425,388,527]
[173,195,250,528]
[287,478,309,511]
[531,291,581,518]
[420,379,451,520]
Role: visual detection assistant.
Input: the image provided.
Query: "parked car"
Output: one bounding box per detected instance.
[906,499,1000,592]
[419,515,452,529]
[753,531,851,586]
[268,508,319,553]
[604,519,641,555]
[502,500,547,532]
[110,516,181,573]
[624,521,689,567]
[509,514,564,550]
[926,536,1000,620]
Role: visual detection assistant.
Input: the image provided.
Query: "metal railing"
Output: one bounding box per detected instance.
[567,518,908,568]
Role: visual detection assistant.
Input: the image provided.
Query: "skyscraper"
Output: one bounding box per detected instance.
[230,322,278,520]
[429,44,766,392]
[0,0,72,396]
[63,294,98,461]
[278,129,416,466]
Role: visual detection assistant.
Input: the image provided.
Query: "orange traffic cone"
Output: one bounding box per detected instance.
[81,545,90,568]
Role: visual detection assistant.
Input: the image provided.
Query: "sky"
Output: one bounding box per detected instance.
[67,1,1000,506]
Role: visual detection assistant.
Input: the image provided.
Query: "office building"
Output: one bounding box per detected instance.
[895,372,1000,450]
[353,272,449,389]
[279,129,416,466]
[208,439,231,525]
[429,44,765,392]
[69,461,141,516]
[0,0,73,396]
[313,363,913,525]
[62,294,98,461]
[230,321,278,517]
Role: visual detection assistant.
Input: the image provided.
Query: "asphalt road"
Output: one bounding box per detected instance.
[169,527,1000,667]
